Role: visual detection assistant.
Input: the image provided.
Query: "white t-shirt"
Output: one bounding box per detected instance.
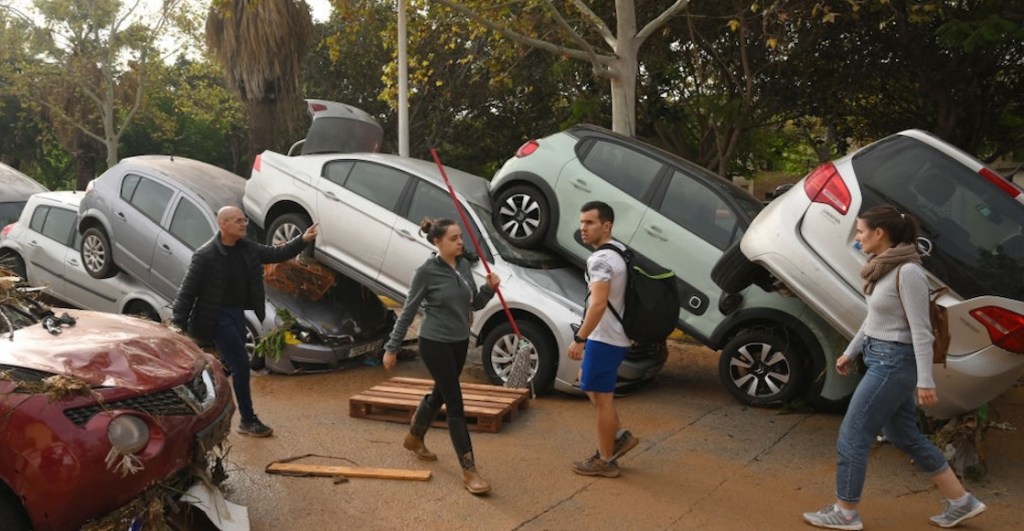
[585,241,631,347]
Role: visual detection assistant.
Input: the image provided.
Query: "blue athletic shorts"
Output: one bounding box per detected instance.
[579,339,628,393]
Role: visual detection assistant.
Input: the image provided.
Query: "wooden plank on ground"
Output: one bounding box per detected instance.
[266,462,431,481]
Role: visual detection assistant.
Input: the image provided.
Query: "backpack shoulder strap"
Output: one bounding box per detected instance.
[595,243,627,323]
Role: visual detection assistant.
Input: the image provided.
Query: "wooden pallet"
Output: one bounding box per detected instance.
[349,377,530,433]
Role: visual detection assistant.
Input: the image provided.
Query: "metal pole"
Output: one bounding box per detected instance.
[397,0,409,157]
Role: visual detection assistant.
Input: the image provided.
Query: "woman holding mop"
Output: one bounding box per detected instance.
[383,217,500,495]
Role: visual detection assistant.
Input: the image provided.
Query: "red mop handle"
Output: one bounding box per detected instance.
[428,147,522,338]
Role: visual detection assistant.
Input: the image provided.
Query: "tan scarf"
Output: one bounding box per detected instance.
[860,243,921,294]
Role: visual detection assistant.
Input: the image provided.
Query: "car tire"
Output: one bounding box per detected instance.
[718,328,807,406]
[0,251,26,280]
[0,486,31,531]
[124,301,160,322]
[493,184,550,249]
[711,240,765,294]
[245,321,266,371]
[266,213,311,247]
[482,320,556,395]
[81,226,118,279]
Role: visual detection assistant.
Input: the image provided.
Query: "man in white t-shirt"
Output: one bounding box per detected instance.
[568,201,640,478]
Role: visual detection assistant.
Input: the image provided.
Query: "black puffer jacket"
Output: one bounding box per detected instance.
[171,233,309,344]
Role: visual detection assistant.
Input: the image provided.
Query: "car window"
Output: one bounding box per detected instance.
[39,207,77,246]
[123,175,173,224]
[345,162,409,210]
[29,205,47,233]
[28,205,76,245]
[856,135,1024,299]
[323,160,355,186]
[580,140,663,200]
[658,170,738,250]
[120,174,141,201]
[406,181,493,262]
[0,202,25,228]
[168,198,213,250]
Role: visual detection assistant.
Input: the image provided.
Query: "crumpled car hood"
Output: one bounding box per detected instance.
[0,309,204,391]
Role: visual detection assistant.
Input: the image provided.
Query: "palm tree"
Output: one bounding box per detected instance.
[206,0,314,162]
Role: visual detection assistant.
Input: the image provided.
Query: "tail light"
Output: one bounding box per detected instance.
[979,167,1022,200]
[803,162,850,215]
[309,102,328,114]
[1,223,15,238]
[969,306,1024,354]
[85,180,95,193]
[253,154,262,172]
[515,140,539,158]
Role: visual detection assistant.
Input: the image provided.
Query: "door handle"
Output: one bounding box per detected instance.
[322,190,341,202]
[398,229,417,240]
[160,243,172,254]
[67,258,79,266]
[116,212,126,220]
[570,179,591,192]
[644,225,669,241]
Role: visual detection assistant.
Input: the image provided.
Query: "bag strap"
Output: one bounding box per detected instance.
[594,243,627,323]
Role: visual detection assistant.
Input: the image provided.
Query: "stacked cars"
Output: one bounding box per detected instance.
[489,124,855,408]
[71,155,394,373]
[719,129,1024,418]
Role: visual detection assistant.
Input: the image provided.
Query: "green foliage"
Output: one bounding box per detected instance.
[254,308,297,362]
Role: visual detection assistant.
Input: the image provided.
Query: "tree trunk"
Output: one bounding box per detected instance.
[75,151,98,191]
[610,2,639,137]
[247,100,277,165]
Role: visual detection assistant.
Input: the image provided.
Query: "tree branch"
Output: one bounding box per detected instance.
[432,0,614,66]
[568,0,614,45]
[540,0,609,76]
[636,0,690,46]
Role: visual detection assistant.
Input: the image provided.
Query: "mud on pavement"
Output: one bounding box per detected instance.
[219,341,1024,530]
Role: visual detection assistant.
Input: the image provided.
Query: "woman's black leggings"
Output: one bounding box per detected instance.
[419,337,473,460]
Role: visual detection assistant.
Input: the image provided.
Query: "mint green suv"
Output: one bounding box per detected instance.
[490,124,857,408]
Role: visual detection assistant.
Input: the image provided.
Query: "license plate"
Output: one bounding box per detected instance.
[350,339,384,357]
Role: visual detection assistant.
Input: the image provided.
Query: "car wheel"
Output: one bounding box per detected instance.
[482,320,556,394]
[0,251,26,280]
[718,328,806,406]
[81,226,118,279]
[0,486,31,531]
[493,184,550,248]
[124,301,160,322]
[266,213,311,247]
[245,322,265,371]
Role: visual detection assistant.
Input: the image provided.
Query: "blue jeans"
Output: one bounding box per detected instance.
[835,337,949,503]
[213,308,255,422]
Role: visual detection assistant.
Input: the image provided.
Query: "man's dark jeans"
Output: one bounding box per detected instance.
[214,308,255,422]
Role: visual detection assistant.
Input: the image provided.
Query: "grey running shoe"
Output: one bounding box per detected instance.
[802,504,863,530]
[929,494,986,528]
[237,416,274,438]
[571,456,620,478]
[591,430,640,463]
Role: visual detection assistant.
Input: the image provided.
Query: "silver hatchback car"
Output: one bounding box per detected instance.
[722,129,1024,419]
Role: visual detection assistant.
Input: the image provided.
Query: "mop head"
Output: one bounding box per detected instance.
[504,337,534,390]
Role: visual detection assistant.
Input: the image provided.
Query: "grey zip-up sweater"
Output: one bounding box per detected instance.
[843,262,936,388]
[384,254,495,353]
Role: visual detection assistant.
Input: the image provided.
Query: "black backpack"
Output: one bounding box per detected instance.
[597,243,680,344]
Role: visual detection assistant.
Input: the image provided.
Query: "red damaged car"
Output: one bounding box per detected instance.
[0,298,234,530]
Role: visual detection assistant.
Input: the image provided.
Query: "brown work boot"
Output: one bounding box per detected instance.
[403,432,437,461]
[460,452,491,495]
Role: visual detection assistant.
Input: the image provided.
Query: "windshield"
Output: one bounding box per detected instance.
[855,135,1024,299]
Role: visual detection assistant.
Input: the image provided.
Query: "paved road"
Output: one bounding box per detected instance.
[220,343,1023,530]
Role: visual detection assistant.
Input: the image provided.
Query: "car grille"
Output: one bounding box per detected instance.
[63,368,216,426]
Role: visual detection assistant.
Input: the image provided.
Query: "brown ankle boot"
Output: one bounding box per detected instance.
[460,452,491,495]
[403,432,437,461]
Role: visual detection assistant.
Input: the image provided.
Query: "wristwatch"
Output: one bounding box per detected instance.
[573,334,587,344]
